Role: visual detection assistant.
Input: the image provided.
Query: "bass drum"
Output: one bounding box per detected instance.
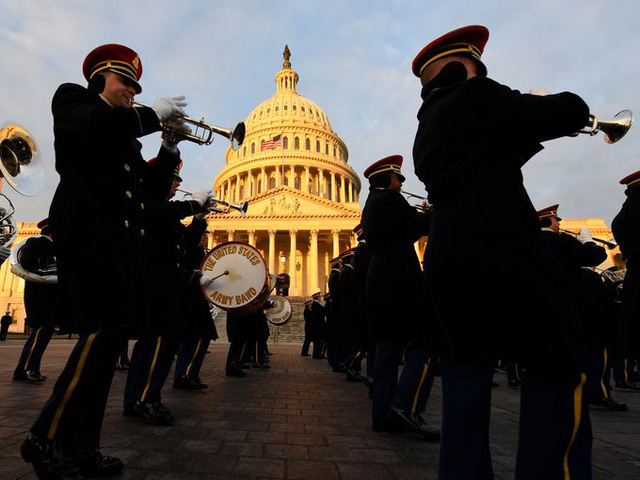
[200,241,270,315]
[265,295,292,326]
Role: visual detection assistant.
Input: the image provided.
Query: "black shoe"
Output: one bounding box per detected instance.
[615,381,640,390]
[115,362,131,371]
[13,371,27,381]
[590,397,629,411]
[226,365,247,377]
[134,401,175,425]
[252,362,271,370]
[70,449,123,478]
[346,369,366,382]
[388,408,440,441]
[26,371,46,383]
[301,353,311,357]
[21,435,84,479]
[237,362,251,369]
[173,377,203,390]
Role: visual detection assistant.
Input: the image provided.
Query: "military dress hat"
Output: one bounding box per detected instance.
[83,44,143,94]
[364,155,405,182]
[352,223,364,238]
[339,247,356,259]
[148,157,183,181]
[619,169,640,188]
[537,204,562,221]
[412,25,489,77]
[330,257,341,267]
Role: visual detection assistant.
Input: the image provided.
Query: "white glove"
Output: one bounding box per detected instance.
[576,228,593,243]
[191,189,213,207]
[0,246,10,264]
[151,95,187,122]
[529,87,551,96]
[199,274,214,287]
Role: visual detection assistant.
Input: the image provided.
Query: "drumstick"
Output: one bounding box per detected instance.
[209,270,229,282]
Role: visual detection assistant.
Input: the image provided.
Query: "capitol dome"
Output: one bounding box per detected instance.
[214,46,360,205]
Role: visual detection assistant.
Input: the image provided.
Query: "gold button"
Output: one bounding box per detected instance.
[125,190,132,198]
[124,164,131,172]
[140,203,145,210]
[176,245,181,250]
[140,229,145,237]
[124,220,129,228]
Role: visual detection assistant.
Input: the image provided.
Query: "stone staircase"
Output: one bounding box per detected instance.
[213,297,306,344]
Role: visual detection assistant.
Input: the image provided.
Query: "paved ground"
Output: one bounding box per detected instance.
[0,338,639,479]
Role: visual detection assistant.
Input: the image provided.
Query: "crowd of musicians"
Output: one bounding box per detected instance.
[4,23,640,480]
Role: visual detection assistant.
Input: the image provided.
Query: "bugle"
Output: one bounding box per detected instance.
[400,190,433,214]
[559,228,617,249]
[574,110,633,144]
[133,101,246,150]
[179,189,248,216]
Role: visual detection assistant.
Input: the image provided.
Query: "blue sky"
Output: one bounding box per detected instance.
[1,0,638,224]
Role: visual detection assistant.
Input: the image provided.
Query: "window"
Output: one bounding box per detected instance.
[284,105,288,111]
[239,185,244,199]
[294,137,300,149]
[243,146,247,156]
[251,143,255,154]
[269,177,276,189]
[333,147,336,157]
[295,176,301,190]
[316,140,320,152]
[275,106,279,112]
[283,136,288,149]
[293,105,297,111]
[301,106,305,112]
[325,143,329,154]
[305,138,311,150]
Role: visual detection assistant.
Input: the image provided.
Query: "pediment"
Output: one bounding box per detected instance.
[208,186,360,219]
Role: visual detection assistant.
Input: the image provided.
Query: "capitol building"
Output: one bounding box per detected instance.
[204,47,361,297]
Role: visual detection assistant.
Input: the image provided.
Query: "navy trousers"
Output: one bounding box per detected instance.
[14,325,55,376]
[124,335,180,409]
[30,328,128,450]
[174,336,210,381]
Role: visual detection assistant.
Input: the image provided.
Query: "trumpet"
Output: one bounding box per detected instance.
[400,190,433,214]
[401,189,428,201]
[178,189,248,216]
[559,228,617,249]
[133,101,246,150]
[575,110,633,144]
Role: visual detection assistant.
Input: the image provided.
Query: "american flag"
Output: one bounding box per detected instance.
[261,135,282,150]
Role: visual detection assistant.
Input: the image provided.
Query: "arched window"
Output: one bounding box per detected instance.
[284,105,288,111]
[333,147,336,157]
[251,143,255,154]
[325,143,329,154]
[305,138,311,150]
[294,137,300,149]
[316,140,320,152]
[243,146,247,156]
[269,177,276,189]
[283,175,289,186]
[294,176,301,190]
[283,136,288,149]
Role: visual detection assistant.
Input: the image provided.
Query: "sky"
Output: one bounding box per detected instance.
[1,0,639,226]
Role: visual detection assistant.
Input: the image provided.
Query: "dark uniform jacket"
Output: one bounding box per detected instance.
[142,198,201,336]
[353,242,372,346]
[310,300,326,341]
[412,75,590,369]
[339,263,363,347]
[181,217,218,340]
[19,236,58,329]
[49,82,179,333]
[326,268,341,344]
[612,186,640,354]
[361,188,429,345]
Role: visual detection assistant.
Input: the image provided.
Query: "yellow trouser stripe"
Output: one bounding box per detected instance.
[24,327,42,370]
[140,337,162,402]
[624,359,628,383]
[47,332,99,439]
[348,350,362,369]
[563,372,587,480]
[239,341,247,361]
[411,360,430,414]
[599,348,609,399]
[185,339,202,377]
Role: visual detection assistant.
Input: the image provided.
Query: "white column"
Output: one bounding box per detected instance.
[304,166,310,193]
[310,229,319,293]
[226,179,231,202]
[248,230,256,247]
[227,230,235,242]
[235,174,240,201]
[330,172,336,201]
[260,167,266,193]
[268,230,276,274]
[332,229,340,258]
[289,165,295,188]
[315,170,320,195]
[289,229,297,294]
[207,232,214,250]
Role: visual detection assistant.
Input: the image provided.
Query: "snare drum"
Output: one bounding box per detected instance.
[199,242,270,314]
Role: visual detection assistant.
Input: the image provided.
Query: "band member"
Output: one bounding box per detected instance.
[174,214,218,390]
[612,169,640,385]
[22,43,189,479]
[13,219,58,382]
[361,155,439,441]
[123,161,211,424]
[0,309,12,341]
[339,249,366,382]
[301,299,312,357]
[412,25,592,478]
[326,258,343,370]
[352,223,375,383]
[310,292,326,359]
